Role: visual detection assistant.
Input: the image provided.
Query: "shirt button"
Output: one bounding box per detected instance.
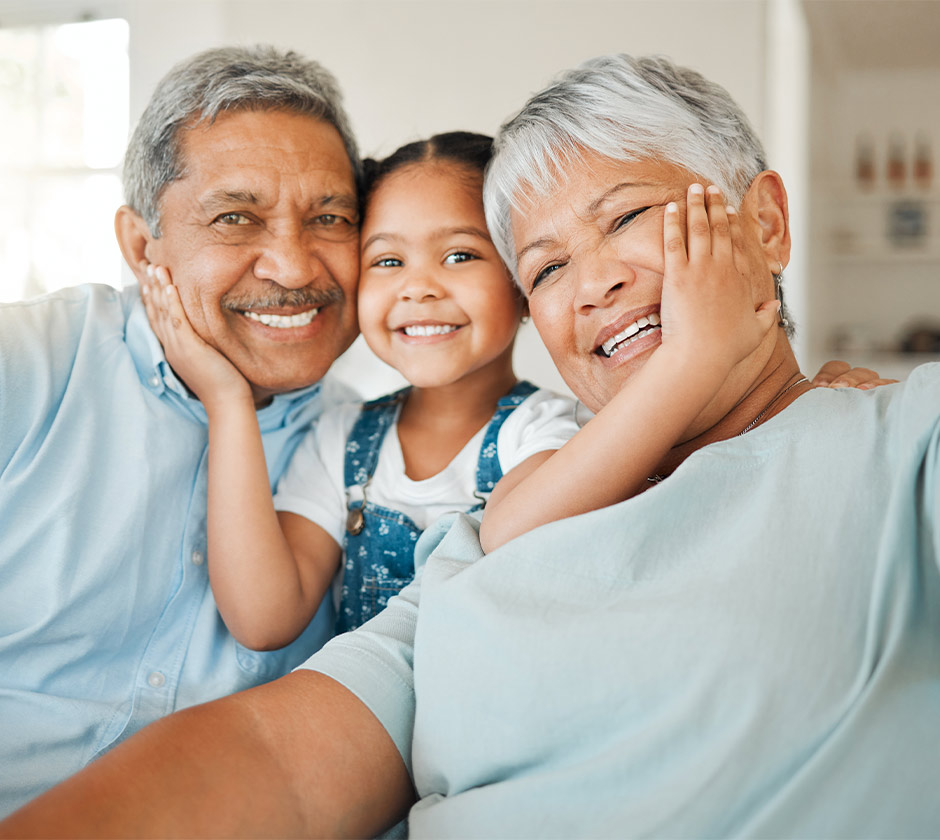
[148,374,160,388]
[191,550,204,566]
[147,671,166,688]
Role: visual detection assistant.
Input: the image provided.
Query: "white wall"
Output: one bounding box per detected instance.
[1,0,775,397]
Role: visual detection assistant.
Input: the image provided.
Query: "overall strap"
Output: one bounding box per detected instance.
[475,380,539,494]
[343,388,410,489]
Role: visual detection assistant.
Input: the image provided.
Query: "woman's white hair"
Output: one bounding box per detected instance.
[123,45,360,236]
[483,54,767,279]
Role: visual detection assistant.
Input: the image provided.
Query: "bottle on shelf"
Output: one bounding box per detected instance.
[914,133,932,190]
[855,134,876,191]
[886,133,906,191]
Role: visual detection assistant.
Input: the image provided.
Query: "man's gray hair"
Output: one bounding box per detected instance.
[484,53,767,278]
[123,45,361,235]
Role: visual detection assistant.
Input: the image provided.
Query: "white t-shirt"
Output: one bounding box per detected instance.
[273,387,580,545]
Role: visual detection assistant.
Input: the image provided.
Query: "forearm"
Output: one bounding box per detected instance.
[0,671,414,839]
[480,348,728,551]
[205,397,320,649]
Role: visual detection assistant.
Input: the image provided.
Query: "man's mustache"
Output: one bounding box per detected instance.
[221,286,345,311]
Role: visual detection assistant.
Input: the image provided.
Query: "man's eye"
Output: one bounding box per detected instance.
[315,213,355,227]
[215,212,251,225]
[614,207,650,231]
[444,251,476,264]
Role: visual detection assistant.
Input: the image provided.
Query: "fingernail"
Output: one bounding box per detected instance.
[666,202,678,213]
[689,183,704,195]
[706,185,721,195]
[726,205,737,215]
[145,264,154,278]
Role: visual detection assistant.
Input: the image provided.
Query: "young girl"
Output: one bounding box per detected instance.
[142,132,581,648]
[142,132,865,650]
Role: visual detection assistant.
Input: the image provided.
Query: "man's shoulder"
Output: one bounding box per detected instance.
[0,283,135,343]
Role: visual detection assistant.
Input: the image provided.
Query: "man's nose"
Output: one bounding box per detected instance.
[253,229,323,289]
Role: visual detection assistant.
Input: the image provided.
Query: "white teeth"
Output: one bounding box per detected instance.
[402,324,458,337]
[600,313,662,357]
[243,309,319,328]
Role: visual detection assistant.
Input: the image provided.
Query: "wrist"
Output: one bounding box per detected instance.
[201,384,255,417]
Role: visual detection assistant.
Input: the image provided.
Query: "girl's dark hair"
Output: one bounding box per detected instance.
[361,131,493,206]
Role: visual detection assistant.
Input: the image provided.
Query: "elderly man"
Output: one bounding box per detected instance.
[0,45,361,815]
[1,53,922,838]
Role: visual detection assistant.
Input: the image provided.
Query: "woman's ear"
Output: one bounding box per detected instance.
[114,206,155,281]
[741,170,791,271]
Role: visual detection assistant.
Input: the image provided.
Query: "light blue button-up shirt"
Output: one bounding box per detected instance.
[0,283,354,816]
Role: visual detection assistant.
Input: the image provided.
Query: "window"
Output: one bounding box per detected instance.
[0,18,128,302]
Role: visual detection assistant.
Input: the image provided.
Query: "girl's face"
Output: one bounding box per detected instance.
[358,162,524,390]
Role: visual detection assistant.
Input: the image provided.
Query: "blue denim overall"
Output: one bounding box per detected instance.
[336,380,538,633]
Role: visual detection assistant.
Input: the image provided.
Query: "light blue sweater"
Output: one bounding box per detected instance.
[304,363,940,838]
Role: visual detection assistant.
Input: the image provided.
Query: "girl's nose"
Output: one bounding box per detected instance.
[398,269,445,302]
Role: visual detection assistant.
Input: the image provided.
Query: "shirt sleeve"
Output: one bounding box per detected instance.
[272,403,360,547]
[496,388,582,473]
[295,564,422,774]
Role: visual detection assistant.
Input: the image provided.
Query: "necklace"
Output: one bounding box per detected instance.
[737,375,809,435]
[647,374,810,484]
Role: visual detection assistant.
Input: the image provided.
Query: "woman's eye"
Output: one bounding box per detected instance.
[316,214,340,226]
[444,251,476,264]
[531,262,563,291]
[614,207,650,231]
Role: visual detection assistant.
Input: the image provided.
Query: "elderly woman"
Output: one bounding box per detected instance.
[3,56,939,840]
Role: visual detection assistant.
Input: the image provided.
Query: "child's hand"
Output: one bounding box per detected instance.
[140,265,252,407]
[659,183,779,377]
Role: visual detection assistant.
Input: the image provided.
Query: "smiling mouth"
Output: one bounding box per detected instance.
[242,308,320,329]
[401,324,460,337]
[597,312,662,358]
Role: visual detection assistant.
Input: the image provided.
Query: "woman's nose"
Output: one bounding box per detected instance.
[572,250,634,313]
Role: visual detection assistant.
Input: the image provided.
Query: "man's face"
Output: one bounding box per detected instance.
[147,109,360,405]
[512,154,774,415]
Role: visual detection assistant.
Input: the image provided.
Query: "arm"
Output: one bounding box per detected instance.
[0,670,413,839]
[141,269,341,650]
[480,184,778,552]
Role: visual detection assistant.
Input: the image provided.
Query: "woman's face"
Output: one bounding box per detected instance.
[512,154,772,414]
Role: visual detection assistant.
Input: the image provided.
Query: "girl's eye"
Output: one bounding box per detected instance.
[444,251,476,264]
[215,212,251,226]
[614,207,650,231]
[373,257,402,268]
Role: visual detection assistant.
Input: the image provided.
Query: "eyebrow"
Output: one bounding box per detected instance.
[361,224,490,252]
[199,190,359,216]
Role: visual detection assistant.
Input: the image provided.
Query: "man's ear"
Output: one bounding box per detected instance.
[114,206,155,282]
[741,170,791,271]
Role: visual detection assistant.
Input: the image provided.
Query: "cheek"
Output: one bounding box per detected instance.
[355,280,388,332]
[529,295,573,366]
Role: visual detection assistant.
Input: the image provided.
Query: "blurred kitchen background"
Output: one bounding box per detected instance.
[1,0,938,396]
